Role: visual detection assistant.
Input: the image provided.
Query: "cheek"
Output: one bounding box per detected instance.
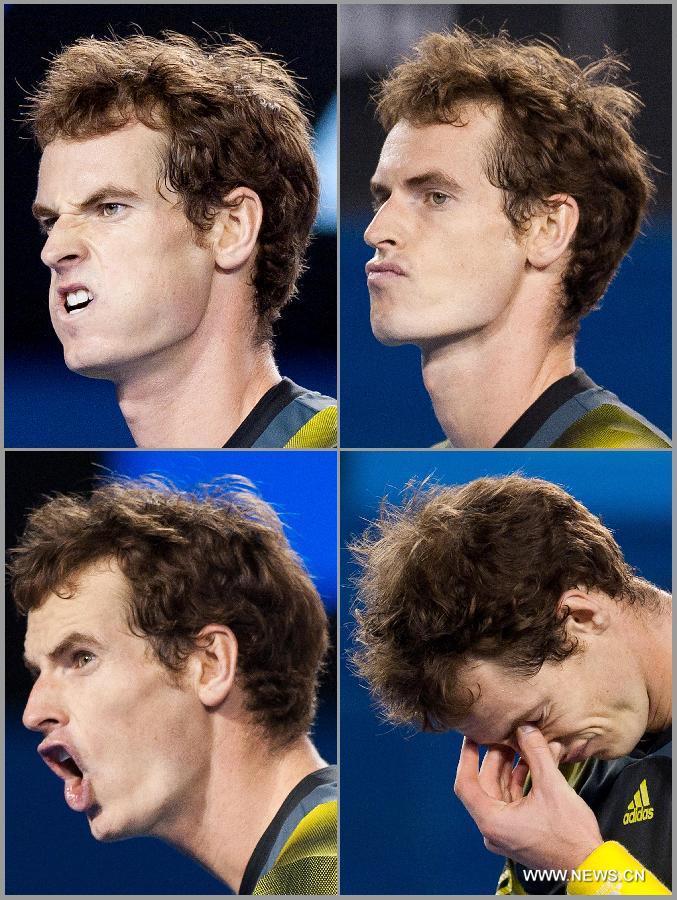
[103,232,212,319]
[151,233,213,309]
[96,688,190,784]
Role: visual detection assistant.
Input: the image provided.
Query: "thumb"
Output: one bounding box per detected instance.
[516,725,563,786]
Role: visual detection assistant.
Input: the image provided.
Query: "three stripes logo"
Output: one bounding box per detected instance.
[622,778,654,825]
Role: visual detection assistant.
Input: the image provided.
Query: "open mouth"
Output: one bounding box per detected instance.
[64,289,94,313]
[61,754,84,779]
[40,744,84,780]
[39,742,94,812]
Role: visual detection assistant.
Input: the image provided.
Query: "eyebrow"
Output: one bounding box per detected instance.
[23,631,105,677]
[370,169,464,199]
[31,185,144,221]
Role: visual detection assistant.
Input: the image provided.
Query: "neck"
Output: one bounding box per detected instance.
[115,308,280,448]
[639,588,672,733]
[160,732,326,892]
[421,297,575,448]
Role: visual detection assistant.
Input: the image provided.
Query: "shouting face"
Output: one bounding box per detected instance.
[34,121,217,382]
[22,560,209,841]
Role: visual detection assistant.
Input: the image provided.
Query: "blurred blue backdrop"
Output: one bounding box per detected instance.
[340,450,671,894]
[6,450,337,894]
[341,218,672,447]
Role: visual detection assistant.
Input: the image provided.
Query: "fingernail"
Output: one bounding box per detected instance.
[518,724,536,734]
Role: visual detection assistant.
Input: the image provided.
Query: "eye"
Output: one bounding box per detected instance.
[99,203,126,218]
[39,218,57,235]
[427,191,450,207]
[72,650,95,669]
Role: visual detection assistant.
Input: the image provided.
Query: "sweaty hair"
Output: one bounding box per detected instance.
[351,475,637,731]
[26,31,320,342]
[9,477,329,747]
[375,27,656,335]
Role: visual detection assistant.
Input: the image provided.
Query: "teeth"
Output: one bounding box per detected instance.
[65,289,93,310]
[56,748,71,763]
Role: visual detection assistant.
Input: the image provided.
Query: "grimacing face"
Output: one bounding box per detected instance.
[457,647,653,765]
[22,560,209,842]
[364,108,528,348]
[34,121,218,381]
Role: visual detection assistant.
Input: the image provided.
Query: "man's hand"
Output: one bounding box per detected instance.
[454,724,604,873]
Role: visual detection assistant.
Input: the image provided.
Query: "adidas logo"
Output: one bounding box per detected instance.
[622,778,654,825]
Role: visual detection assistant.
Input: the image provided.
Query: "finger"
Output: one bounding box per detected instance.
[479,745,516,802]
[516,725,564,787]
[509,757,529,802]
[454,737,499,819]
[479,744,514,783]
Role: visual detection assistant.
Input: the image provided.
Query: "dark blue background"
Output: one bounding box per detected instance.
[6,450,337,894]
[340,450,671,894]
[340,218,672,447]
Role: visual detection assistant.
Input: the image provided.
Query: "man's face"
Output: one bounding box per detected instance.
[457,648,652,764]
[364,109,528,348]
[22,561,208,841]
[34,121,217,380]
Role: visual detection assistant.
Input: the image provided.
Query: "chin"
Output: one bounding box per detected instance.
[87,806,146,842]
[89,818,141,843]
[63,351,124,382]
[88,813,122,842]
[369,313,413,347]
[372,329,406,347]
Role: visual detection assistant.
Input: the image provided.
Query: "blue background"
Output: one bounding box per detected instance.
[340,218,672,447]
[340,450,671,894]
[6,450,337,894]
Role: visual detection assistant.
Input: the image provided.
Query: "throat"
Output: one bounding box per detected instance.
[421,334,575,447]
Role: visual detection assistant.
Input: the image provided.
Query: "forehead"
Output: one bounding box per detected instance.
[37,120,167,201]
[24,561,132,658]
[456,659,548,741]
[375,107,499,186]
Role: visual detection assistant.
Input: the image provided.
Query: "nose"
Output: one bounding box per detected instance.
[22,676,67,733]
[364,199,403,250]
[40,216,89,272]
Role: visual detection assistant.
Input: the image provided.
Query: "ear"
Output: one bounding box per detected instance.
[192,624,238,709]
[211,187,263,271]
[525,194,579,269]
[558,588,611,638]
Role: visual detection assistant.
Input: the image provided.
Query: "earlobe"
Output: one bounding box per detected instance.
[526,194,579,270]
[194,625,238,708]
[212,187,263,272]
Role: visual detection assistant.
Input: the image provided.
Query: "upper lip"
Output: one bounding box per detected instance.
[38,738,85,780]
[57,283,92,296]
[56,283,94,302]
[365,260,407,276]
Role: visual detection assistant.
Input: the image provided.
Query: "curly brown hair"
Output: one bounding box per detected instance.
[351,475,638,731]
[26,31,319,342]
[9,477,329,747]
[375,28,656,335]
